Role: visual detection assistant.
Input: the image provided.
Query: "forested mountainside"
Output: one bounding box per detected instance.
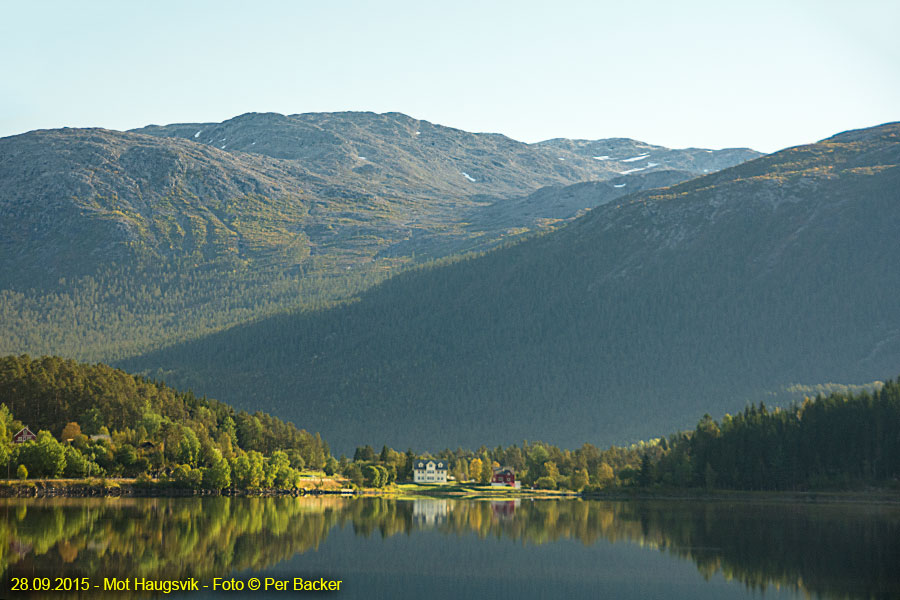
[123,123,900,452]
[0,112,757,361]
[0,354,330,484]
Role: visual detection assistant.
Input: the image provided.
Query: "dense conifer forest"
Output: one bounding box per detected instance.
[346,379,900,492]
[0,258,389,362]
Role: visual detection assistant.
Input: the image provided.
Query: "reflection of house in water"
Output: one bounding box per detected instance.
[412,499,450,527]
[491,499,520,520]
[9,539,33,558]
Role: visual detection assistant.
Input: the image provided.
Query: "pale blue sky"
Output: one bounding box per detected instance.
[1,0,897,152]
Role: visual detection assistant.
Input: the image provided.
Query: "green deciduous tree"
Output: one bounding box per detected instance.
[595,462,614,487]
[63,446,96,478]
[363,465,381,488]
[345,463,364,487]
[14,431,67,478]
[481,459,493,484]
[535,476,556,489]
[0,404,12,468]
[266,450,293,488]
[172,464,203,488]
[543,461,560,481]
[202,449,231,490]
[570,468,589,491]
[468,458,483,483]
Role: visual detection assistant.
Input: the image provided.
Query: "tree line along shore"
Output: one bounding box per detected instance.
[1,355,898,496]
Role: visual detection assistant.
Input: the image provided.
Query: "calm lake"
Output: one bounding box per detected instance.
[1,496,898,599]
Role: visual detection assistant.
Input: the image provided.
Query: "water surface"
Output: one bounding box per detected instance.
[1,496,897,599]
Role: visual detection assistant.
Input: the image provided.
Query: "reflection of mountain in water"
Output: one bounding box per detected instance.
[2,498,897,599]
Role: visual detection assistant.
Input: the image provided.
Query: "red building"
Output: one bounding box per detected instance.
[13,427,36,444]
[491,467,520,488]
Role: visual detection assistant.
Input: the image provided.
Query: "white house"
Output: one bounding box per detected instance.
[413,459,449,484]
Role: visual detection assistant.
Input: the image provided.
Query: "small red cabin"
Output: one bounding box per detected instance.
[491,467,519,488]
[13,427,36,444]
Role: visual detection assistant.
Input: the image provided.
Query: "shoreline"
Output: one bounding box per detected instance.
[2,479,897,505]
[0,478,353,498]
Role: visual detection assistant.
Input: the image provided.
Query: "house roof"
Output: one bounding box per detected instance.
[413,459,448,471]
[13,427,36,443]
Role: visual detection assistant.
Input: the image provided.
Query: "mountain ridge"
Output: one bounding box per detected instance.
[120,121,900,452]
[132,110,761,198]
[1,112,759,361]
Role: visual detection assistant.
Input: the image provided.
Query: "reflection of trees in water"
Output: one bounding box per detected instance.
[620,501,900,600]
[464,499,900,600]
[2,498,898,599]
[346,498,900,599]
[0,496,344,596]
